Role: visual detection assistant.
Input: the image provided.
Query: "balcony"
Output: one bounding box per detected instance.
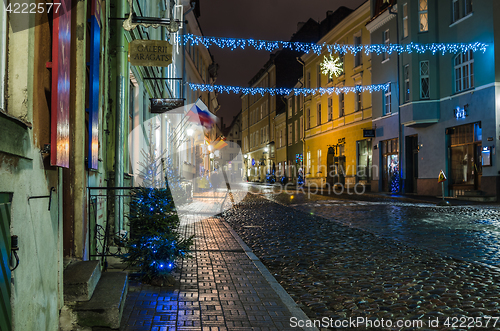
[400,101,439,127]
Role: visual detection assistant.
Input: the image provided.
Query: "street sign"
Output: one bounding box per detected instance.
[129,40,173,67]
[363,129,375,138]
[438,170,447,183]
[150,98,184,113]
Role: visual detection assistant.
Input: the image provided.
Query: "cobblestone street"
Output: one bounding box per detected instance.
[223,190,500,329]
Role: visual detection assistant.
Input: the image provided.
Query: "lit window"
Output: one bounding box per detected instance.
[420,61,430,99]
[419,0,428,32]
[454,50,474,92]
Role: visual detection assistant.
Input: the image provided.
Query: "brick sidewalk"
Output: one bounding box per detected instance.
[119,199,311,331]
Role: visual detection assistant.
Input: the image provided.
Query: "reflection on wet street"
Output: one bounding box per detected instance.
[246,184,500,266]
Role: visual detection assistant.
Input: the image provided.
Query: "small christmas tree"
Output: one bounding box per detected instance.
[123,123,193,284]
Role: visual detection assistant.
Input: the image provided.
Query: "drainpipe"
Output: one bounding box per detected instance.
[115,0,128,234]
[389,4,403,193]
[182,2,196,102]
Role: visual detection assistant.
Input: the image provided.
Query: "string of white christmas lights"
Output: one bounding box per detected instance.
[188,83,390,96]
[181,34,488,55]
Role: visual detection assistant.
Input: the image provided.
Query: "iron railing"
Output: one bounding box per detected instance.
[87,187,137,269]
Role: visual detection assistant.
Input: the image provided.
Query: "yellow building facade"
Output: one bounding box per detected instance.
[241,65,276,182]
[302,2,373,190]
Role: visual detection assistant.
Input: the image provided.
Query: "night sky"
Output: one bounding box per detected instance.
[197,0,366,122]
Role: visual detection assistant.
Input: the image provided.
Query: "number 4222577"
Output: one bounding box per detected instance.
[6,3,62,14]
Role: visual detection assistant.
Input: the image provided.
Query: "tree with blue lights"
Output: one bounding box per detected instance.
[123,123,193,285]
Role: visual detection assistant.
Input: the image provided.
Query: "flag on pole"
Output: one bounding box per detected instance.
[186,99,218,130]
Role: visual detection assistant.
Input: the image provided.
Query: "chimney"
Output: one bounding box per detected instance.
[297,22,305,31]
[326,10,333,17]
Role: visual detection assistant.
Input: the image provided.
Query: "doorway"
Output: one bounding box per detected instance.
[405,135,419,193]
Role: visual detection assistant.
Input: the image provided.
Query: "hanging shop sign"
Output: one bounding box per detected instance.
[49,0,72,168]
[129,40,173,67]
[150,98,184,113]
[87,0,102,170]
[363,129,375,138]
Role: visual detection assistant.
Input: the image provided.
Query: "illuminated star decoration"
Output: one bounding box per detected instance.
[321,54,343,79]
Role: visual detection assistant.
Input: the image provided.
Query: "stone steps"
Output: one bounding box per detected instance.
[63,260,101,302]
[61,260,128,329]
[73,272,128,329]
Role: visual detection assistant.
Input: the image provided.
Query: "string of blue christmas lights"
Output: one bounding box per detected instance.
[188,83,390,96]
[181,34,488,55]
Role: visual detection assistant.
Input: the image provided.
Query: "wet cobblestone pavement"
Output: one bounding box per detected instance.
[223,192,500,330]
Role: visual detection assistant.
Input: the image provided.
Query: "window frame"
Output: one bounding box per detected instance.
[339,93,345,117]
[452,0,460,22]
[420,60,430,99]
[384,83,392,115]
[404,64,410,103]
[354,34,362,67]
[355,87,362,112]
[327,97,333,121]
[382,30,390,62]
[454,50,474,93]
[316,103,321,126]
[403,3,409,38]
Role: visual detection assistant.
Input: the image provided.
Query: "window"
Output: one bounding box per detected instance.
[307,151,311,174]
[328,98,333,121]
[279,129,282,148]
[300,116,303,139]
[317,64,321,88]
[384,83,392,115]
[419,0,428,32]
[317,104,321,126]
[455,50,474,92]
[294,120,298,143]
[452,0,459,22]
[404,64,410,102]
[306,71,311,88]
[288,100,292,118]
[354,35,362,67]
[465,0,472,16]
[288,124,293,145]
[403,3,408,38]
[355,88,362,112]
[420,61,430,99]
[294,95,298,115]
[382,30,390,61]
[317,149,322,173]
[260,106,263,120]
[307,108,311,129]
[339,93,344,117]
